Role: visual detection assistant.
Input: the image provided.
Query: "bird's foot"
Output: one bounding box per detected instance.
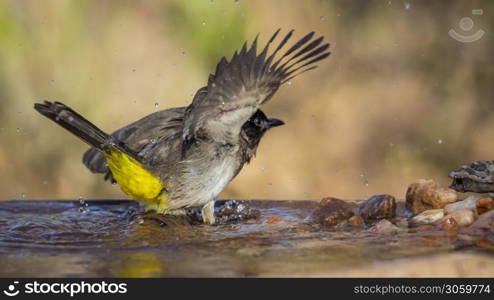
[167,208,188,216]
[201,200,216,225]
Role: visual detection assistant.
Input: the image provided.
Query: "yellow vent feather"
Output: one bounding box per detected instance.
[103,149,169,213]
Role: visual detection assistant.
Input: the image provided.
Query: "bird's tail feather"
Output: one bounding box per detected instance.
[34,101,139,160]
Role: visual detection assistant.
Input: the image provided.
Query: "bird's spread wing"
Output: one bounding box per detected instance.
[182,29,330,155]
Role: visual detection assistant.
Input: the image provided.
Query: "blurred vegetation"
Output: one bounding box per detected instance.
[1,0,494,202]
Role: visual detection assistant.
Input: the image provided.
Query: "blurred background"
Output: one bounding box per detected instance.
[1,0,493,202]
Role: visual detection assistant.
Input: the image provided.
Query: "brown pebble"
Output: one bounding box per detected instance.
[348,215,364,226]
[266,216,283,224]
[309,197,355,227]
[477,198,494,214]
[409,209,444,226]
[406,179,458,214]
[358,194,396,222]
[368,219,399,235]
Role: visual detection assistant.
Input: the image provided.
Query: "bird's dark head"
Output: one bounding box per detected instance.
[240,109,284,157]
[243,109,284,138]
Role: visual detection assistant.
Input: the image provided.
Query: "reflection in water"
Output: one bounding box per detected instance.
[114,253,167,277]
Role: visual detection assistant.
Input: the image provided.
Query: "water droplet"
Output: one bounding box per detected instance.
[201,20,206,26]
[20,192,26,198]
[154,102,159,108]
[437,139,443,144]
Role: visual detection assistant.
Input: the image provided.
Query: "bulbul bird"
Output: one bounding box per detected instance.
[34,29,330,224]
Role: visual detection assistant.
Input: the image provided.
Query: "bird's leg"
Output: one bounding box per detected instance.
[201,200,216,225]
[167,208,187,216]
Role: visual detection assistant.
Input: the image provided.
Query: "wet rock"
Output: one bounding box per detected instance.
[469,210,494,230]
[214,200,260,224]
[309,197,355,227]
[444,195,480,215]
[409,209,444,226]
[348,215,364,226]
[441,209,475,227]
[368,219,399,235]
[266,216,284,224]
[449,160,494,193]
[477,197,494,214]
[406,179,458,214]
[358,194,396,222]
[463,210,494,251]
[435,217,459,231]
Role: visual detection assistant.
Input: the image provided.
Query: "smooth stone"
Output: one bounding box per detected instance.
[477,198,494,214]
[348,215,364,226]
[409,209,444,226]
[358,194,396,222]
[368,219,400,235]
[309,197,355,227]
[444,195,481,215]
[435,217,459,231]
[469,210,494,230]
[441,209,475,227]
[406,179,458,214]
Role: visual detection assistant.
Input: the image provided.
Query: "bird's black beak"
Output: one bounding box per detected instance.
[267,118,285,128]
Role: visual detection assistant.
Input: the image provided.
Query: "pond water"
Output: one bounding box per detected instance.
[0,199,490,277]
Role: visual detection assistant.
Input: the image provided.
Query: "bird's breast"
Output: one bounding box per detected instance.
[167,146,243,209]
